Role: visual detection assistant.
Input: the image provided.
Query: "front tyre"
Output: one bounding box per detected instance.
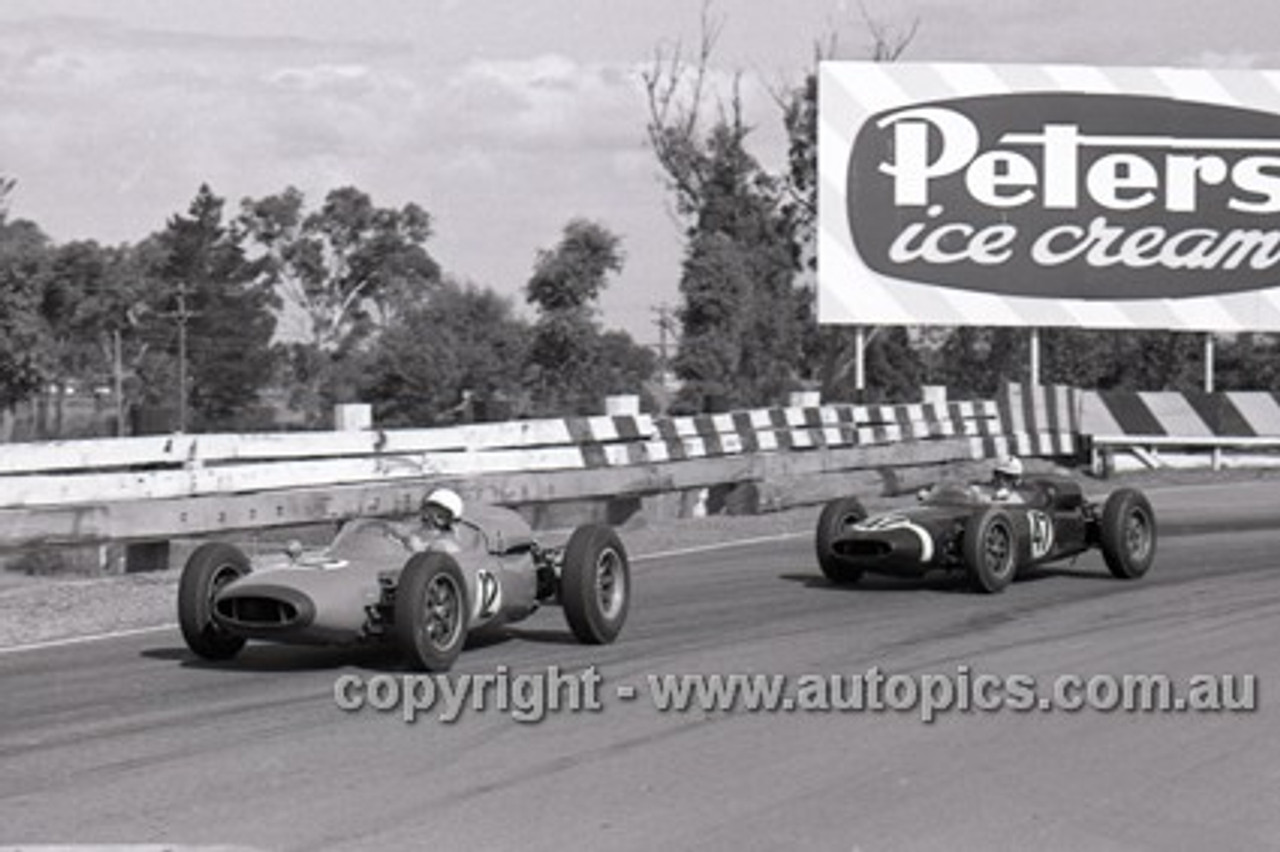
[964,508,1018,594]
[815,497,867,585]
[1100,488,1157,579]
[396,552,469,672]
[561,525,630,645]
[178,542,250,661]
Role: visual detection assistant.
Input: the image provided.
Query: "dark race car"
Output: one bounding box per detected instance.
[814,474,1156,593]
[177,504,629,671]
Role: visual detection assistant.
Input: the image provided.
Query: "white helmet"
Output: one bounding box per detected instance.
[422,488,464,523]
[994,456,1024,479]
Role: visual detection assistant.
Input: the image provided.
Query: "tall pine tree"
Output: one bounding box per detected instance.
[152,185,279,430]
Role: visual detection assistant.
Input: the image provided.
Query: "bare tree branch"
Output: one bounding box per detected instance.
[859,1,920,61]
[641,0,725,226]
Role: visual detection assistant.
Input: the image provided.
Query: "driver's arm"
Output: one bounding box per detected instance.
[382,521,419,550]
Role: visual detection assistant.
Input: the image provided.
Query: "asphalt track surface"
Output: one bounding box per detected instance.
[3,481,1280,851]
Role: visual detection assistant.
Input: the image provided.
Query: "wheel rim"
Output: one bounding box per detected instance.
[1124,509,1152,562]
[595,548,625,621]
[206,564,241,624]
[983,523,1013,577]
[419,573,462,650]
[210,564,239,594]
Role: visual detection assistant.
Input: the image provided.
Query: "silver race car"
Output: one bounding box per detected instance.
[178,504,630,671]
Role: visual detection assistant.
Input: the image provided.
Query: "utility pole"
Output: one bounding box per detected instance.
[113,329,125,437]
[160,283,199,433]
[177,283,190,432]
[651,302,677,380]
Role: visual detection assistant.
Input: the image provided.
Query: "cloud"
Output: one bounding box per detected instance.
[0,9,773,341]
[435,53,649,150]
[1188,50,1275,69]
[269,63,376,91]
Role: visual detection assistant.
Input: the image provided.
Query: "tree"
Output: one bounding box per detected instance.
[524,218,620,414]
[34,240,147,434]
[0,210,48,409]
[239,186,443,424]
[644,11,804,411]
[928,327,1024,398]
[1215,334,1280,391]
[526,219,622,313]
[524,219,654,415]
[0,175,15,218]
[360,278,531,426]
[774,13,925,404]
[813,327,924,403]
[149,185,279,430]
[596,329,659,403]
[239,186,441,353]
[1090,331,1202,391]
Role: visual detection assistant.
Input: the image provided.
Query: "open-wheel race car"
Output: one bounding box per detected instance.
[814,473,1156,593]
[177,500,630,671]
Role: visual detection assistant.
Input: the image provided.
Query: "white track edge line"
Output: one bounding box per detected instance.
[633,531,809,563]
[0,623,178,656]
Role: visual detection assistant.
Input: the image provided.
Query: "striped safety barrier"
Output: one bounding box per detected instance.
[992,383,1081,459]
[1079,391,1280,442]
[568,401,1004,467]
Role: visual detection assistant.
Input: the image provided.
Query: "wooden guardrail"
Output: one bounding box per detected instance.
[0,400,1008,558]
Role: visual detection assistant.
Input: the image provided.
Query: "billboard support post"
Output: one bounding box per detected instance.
[1206,332,1220,470]
[1029,327,1041,388]
[1204,333,1216,393]
[854,325,866,392]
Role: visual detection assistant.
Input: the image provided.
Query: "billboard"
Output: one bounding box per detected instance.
[819,63,1280,330]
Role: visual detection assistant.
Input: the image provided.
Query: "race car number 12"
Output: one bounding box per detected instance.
[476,569,502,620]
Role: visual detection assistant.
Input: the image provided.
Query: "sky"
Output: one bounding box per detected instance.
[3,0,1280,344]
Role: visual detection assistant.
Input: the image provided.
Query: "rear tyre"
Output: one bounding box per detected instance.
[815,497,867,585]
[178,542,250,660]
[396,552,469,672]
[1100,488,1157,579]
[561,524,630,645]
[964,508,1018,594]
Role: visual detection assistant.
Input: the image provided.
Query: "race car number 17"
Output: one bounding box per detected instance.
[1028,510,1054,560]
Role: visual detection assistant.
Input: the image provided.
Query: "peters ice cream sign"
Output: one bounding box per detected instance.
[819,63,1280,330]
